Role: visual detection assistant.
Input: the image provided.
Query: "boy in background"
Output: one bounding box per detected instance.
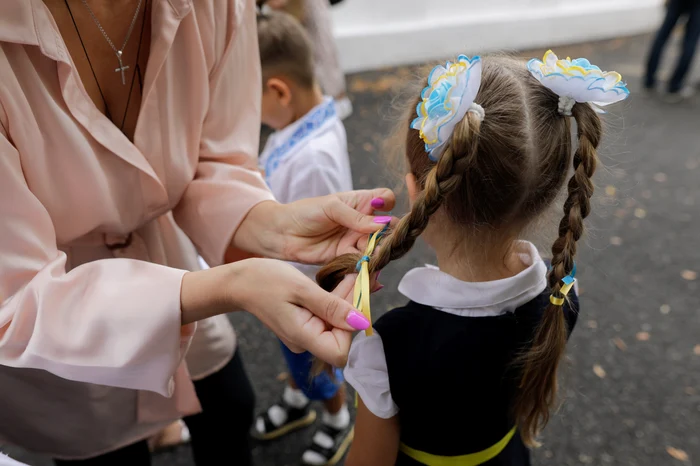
[253,10,353,466]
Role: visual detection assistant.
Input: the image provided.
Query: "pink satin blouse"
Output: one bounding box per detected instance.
[0,0,273,459]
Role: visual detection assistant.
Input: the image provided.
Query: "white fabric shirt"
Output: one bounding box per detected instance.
[343,241,552,419]
[259,96,353,279]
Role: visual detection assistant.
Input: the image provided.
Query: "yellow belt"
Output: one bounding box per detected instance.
[399,427,516,466]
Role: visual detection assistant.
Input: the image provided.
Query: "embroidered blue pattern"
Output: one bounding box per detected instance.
[264,99,337,182]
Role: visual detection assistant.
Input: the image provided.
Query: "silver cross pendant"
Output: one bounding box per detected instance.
[114,51,129,85]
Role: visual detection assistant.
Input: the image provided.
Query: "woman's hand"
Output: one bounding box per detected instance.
[232,189,396,265]
[181,259,369,366]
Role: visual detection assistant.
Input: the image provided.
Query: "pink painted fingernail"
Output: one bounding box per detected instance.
[374,216,392,224]
[371,197,385,209]
[372,284,385,293]
[346,311,370,330]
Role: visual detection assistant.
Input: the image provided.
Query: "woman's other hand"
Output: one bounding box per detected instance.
[278,188,396,264]
[181,259,370,366]
[233,188,396,265]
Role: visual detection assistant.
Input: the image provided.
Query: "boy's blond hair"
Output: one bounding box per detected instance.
[256,10,315,89]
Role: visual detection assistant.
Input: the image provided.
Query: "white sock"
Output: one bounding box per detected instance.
[255,386,310,434]
[322,403,350,430]
[283,385,310,409]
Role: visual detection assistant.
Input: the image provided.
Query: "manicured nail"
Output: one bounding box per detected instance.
[373,216,392,224]
[346,311,370,330]
[371,197,385,209]
[372,284,384,293]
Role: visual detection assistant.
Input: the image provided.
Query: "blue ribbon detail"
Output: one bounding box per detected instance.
[356,255,371,272]
[561,262,577,285]
[547,262,577,285]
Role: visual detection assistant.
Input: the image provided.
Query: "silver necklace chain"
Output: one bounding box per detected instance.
[80,0,144,84]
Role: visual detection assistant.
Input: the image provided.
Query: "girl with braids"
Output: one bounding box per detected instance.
[318,52,629,465]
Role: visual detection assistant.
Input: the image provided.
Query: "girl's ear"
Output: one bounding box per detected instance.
[406,173,418,208]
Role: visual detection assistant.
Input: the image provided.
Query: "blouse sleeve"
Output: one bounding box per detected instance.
[0,133,190,397]
[343,332,398,419]
[173,0,275,267]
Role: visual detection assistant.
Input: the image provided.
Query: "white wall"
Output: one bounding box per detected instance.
[331,0,664,72]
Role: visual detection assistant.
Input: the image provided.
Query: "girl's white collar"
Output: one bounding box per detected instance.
[397,241,548,317]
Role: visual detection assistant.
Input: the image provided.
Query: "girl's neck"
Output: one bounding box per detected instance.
[433,241,528,283]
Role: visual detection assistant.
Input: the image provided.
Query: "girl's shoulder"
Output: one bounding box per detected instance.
[373,290,580,349]
[372,301,442,339]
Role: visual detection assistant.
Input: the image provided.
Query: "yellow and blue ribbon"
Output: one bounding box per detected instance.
[549,263,576,306]
[353,224,389,336]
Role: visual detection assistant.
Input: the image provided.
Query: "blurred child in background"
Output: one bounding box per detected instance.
[252,10,354,466]
[259,0,352,118]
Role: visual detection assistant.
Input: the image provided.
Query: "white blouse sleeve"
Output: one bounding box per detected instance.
[343,332,398,419]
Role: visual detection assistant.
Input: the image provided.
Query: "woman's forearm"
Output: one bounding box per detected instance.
[228,200,286,261]
[180,262,244,325]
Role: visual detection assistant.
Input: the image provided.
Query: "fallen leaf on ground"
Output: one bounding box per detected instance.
[666,446,689,462]
[653,172,668,182]
[587,320,598,329]
[605,185,616,196]
[694,345,700,355]
[681,270,697,281]
[613,337,627,351]
[686,387,697,395]
[593,364,606,378]
[610,236,623,246]
[636,332,650,341]
[276,372,289,382]
[660,304,671,314]
[634,208,647,219]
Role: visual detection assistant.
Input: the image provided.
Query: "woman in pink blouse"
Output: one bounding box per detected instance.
[0,0,392,464]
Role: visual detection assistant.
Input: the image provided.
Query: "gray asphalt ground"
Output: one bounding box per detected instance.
[6,31,700,466]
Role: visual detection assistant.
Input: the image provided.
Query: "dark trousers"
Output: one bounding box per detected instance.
[54,350,256,466]
[645,0,700,92]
